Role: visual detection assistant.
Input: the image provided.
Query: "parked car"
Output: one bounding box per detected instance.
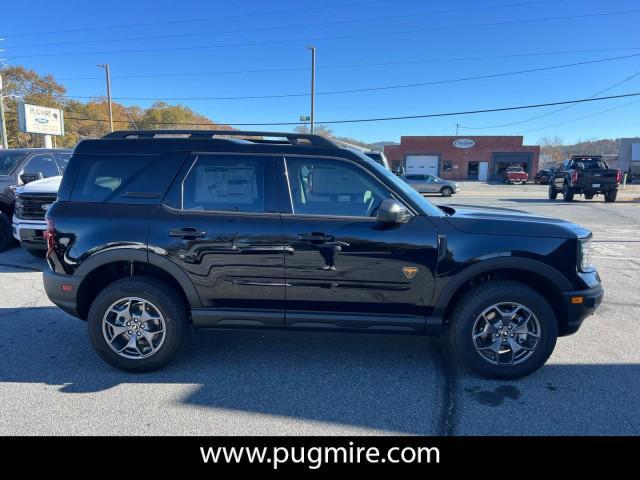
[13,175,62,257]
[0,148,71,251]
[363,151,391,170]
[44,130,602,379]
[501,166,529,184]
[534,169,553,185]
[400,174,459,196]
[549,155,621,202]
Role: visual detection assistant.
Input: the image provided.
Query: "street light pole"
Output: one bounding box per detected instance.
[307,46,315,134]
[97,64,114,132]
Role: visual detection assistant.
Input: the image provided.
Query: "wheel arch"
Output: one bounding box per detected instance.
[74,249,202,320]
[434,257,571,331]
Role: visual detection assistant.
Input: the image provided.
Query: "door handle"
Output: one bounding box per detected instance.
[169,227,207,239]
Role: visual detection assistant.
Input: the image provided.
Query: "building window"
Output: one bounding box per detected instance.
[443,161,453,172]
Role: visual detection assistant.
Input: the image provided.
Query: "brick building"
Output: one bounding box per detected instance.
[384,136,540,181]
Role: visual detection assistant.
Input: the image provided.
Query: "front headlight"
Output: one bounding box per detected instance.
[578,237,593,272]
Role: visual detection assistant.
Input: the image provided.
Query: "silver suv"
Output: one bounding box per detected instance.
[400,174,460,197]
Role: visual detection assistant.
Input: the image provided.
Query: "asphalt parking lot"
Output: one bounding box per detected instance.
[1,183,638,435]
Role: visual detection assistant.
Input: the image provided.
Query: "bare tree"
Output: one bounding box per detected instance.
[538,136,564,168]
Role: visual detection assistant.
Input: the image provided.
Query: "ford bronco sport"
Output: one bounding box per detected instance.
[43,131,603,379]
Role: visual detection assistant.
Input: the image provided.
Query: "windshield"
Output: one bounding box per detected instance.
[57,153,72,172]
[0,152,25,176]
[355,152,445,217]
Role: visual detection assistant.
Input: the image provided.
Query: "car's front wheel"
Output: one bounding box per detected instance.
[448,280,558,379]
[87,276,190,372]
[441,186,453,197]
[548,184,558,199]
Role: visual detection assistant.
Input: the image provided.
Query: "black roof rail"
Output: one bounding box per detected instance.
[101,130,338,147]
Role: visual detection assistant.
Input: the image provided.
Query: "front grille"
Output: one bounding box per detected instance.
[15,193,57,220]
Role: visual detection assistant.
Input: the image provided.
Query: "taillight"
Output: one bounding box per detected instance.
[571,170,578,183]
[616,169,622,184]
[44,218,55,253]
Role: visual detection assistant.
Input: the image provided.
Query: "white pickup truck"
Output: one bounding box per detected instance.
[12,175,61,257]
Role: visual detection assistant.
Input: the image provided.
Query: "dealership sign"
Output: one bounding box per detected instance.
[453,138,475,149]
[18,103,65,136]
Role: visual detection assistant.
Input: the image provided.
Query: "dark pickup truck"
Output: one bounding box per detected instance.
[549,155,621,202]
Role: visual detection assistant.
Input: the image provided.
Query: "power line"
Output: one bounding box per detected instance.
[55,47,640,82]
[54,53,640,101]
[513,98,640,134]
[1,0,398,39]
[460,70,640,130]
[8,9,640,60]
[53,92,640,126]
[5,1,562,50]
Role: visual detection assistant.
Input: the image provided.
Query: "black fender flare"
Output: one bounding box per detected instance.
[74,248,202,308]
[432,256,572,319]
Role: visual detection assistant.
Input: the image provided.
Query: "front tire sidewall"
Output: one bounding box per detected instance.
[449,282,558,380]
[87,277,188,372]
[441,187,453,197]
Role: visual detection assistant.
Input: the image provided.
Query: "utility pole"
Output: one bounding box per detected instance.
[97,64,114,132]
[307,46,316,134]
[0,73,7,149]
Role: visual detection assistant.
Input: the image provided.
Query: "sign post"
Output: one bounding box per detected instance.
[0,74,7,149]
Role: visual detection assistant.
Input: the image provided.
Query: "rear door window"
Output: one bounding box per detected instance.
[181,155,268,213]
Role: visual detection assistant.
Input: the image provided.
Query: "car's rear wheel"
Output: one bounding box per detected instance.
[0,212,15,252]
[441,186,453,197]
[604,190,617,203]
[563,183,574,201]
[27,248,47,258]
[448,280,558,379]
[548,184,558,200]
[87,276,189,372]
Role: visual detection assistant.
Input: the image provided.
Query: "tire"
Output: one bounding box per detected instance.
[441,187,453,197]
[0,212,15,252]
[447,280,558,379]
[604,190,617,203]
[548,184,558,200]
[562,183,574,202]
[87,276,190,372]
[27,248,47,258]
[584,193,594,200]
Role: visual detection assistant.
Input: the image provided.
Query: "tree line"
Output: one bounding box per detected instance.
[0,66,232,148]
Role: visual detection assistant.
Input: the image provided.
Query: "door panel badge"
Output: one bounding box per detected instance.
[402,266,418,279]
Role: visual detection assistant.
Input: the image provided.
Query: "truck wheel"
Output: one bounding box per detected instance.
[441,187,453,197]
[0,212,15,252]
[27,249,47,258]
[87,276,190,372]
[562,183,574,201]
[548,184,558,200]
[604,190,617,203]
[447,280,558,380]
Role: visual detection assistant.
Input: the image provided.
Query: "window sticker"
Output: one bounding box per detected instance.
[194,165,257,204]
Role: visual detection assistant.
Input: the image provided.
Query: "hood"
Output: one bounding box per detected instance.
[16,175,62,194]
[442,204,590,239]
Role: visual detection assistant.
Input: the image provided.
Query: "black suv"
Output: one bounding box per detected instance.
[43,131,603,379]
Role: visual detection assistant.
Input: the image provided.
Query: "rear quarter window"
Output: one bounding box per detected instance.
[69,154,163,203]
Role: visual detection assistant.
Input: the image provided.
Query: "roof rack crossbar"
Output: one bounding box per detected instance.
[102,130,337,147]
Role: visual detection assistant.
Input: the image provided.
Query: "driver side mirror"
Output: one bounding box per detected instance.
[377,199,409,225]
[20,172,44,185]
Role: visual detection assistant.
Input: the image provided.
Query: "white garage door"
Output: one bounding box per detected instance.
[405,155,439,175]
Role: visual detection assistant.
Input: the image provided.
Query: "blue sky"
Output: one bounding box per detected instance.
[2,0,640,144]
